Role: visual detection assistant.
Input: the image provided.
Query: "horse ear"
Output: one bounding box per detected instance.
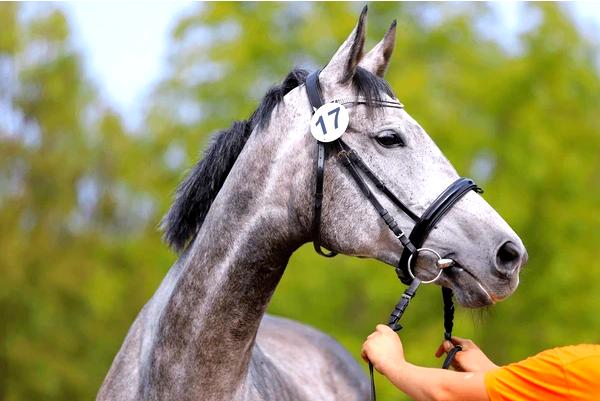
[321,5,368,84]
[359,20,396,78]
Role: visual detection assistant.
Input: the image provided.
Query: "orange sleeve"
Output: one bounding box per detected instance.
[484,344,600,401]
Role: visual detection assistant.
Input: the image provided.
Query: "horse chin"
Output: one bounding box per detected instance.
[442,263,498,308]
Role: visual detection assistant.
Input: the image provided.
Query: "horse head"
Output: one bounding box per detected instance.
[294,8,527,307]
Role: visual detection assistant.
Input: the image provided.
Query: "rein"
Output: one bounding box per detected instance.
[305,71,482,400]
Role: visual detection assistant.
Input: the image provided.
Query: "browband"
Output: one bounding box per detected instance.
[332,97,404,109]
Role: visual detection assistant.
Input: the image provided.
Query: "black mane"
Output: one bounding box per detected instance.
[161,66,395,252]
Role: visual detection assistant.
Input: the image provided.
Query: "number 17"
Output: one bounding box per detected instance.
[315,106,341,135]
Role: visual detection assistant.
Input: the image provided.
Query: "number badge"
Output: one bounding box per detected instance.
[310,102,349,143]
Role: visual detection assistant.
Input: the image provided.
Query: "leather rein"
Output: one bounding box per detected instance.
[305,71,483,401]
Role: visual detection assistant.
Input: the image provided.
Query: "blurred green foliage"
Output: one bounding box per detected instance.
[1,2,599,400]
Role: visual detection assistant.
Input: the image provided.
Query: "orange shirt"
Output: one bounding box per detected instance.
[484,344,600,401]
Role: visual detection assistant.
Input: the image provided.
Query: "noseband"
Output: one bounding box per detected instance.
[305,71,482,400]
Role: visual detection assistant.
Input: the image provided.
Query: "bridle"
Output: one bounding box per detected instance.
[305,71,483,400]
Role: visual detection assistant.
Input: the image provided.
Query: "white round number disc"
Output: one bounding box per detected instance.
[310,102,349,143]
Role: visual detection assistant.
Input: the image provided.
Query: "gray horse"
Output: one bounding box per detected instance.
[98,9,527,401]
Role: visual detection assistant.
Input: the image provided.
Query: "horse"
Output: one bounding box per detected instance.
[97,8,527,401]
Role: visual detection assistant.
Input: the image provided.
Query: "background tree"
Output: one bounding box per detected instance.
[1,3,598,400]
[0,4,174,400]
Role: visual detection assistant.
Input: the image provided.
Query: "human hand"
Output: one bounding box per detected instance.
[361,324,406,376]
[435,336,498,372]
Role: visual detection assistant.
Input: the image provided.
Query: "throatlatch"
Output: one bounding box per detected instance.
[304,70,482,401]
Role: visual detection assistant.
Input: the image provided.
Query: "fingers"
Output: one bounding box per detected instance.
[450,336,475,348]
[361,338,372,363]
[360,346,369,363]
[434,341,454,357]
[452,359,465,372]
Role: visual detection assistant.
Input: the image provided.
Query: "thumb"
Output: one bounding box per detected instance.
[435,342,445,358]
[435,341,454,357]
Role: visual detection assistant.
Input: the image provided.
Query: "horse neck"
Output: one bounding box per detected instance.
[143,121,309,398]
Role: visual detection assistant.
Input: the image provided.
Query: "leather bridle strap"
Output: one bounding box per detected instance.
[337,141,419,222]
[441,286,462,369]
[336,140,417,254]
[305,69,325,111]
[306,71,337,257]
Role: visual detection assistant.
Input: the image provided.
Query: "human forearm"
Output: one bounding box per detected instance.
[384,362,489,401]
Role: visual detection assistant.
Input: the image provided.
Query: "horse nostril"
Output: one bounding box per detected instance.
[496,241,522,276]
[498,241,519,264]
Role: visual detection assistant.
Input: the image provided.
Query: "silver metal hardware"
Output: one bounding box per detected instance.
[331,97,404,109]
[407,247,446,284]
[436,258,455,269]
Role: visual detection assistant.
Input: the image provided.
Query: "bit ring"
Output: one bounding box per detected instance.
[407,248,444,284]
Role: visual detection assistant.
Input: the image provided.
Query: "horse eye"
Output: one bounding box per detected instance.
[375,130,405,148]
